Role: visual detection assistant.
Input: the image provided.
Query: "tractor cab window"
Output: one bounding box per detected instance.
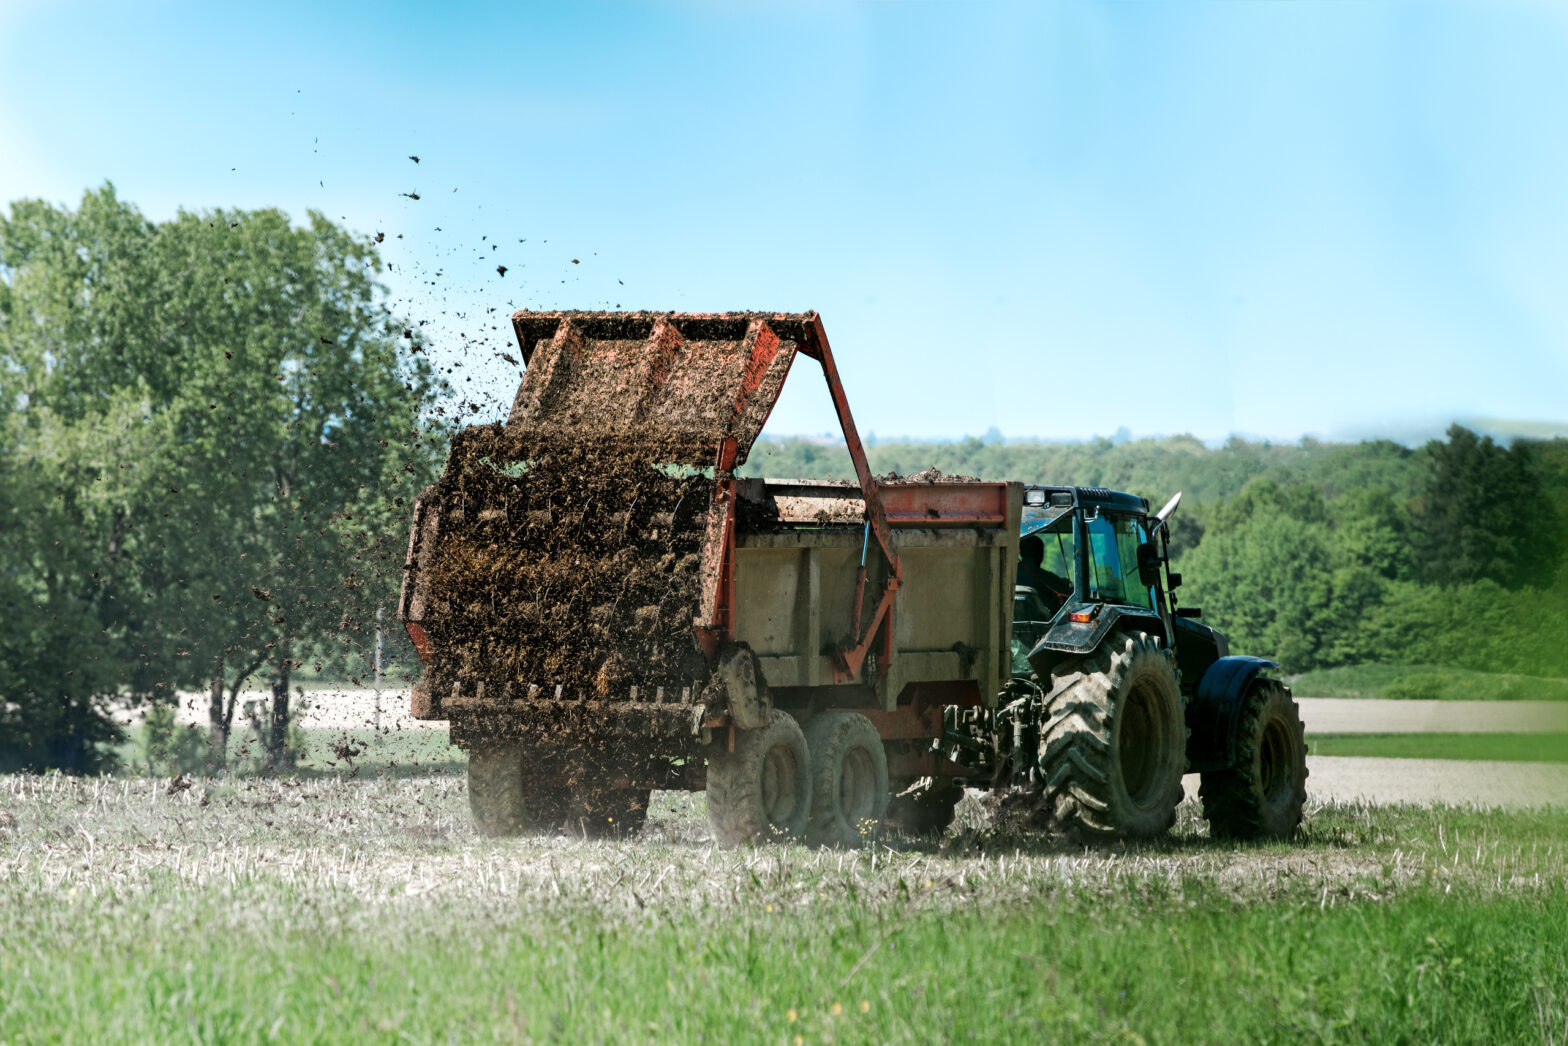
[1019,511,1075,612]
[1083,513,1154,610]
[1040,524,1074,585]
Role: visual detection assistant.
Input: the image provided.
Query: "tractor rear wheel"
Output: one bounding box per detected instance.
[804,712,889,847]
[1038,633,1186,840]
[706,710,812,846]
[467,743,570,837]
[1200,680,1308,839]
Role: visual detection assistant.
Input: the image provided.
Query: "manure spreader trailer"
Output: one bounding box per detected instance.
[398,311,1307,845]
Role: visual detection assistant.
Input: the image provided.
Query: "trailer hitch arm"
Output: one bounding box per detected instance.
[798,314,903,684]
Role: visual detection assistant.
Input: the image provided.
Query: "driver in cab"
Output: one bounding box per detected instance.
[1017,534,1072,614]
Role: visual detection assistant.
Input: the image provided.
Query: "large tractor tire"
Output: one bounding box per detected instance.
[804,712,890,847]
[1200,680,1308,840]
[467,743,570,837]
[564,786,652,840]
[886,778,962,837]
[1038,633,1186,841]
[706,709,812,846]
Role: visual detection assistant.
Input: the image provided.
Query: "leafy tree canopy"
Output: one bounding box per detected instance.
[0,184,444,770]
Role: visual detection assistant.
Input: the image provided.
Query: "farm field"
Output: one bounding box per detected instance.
[115,721,1568,807]
[1310,732,1568,764]
[1291,664,1568,703]
[2,775,1566,1044]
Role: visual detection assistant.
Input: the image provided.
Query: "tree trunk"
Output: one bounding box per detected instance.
[268,649,294,771]
[207,664,227,770]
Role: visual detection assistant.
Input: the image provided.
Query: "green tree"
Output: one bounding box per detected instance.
[1179,506,1340,671]
[0,185,442,771]
[1411,425,1558,590]
[1177,479,1395,672]
[1329,487,1415,582]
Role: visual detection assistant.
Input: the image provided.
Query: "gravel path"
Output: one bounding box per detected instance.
[1183,756,1568,809]
[1296,697,1568,734]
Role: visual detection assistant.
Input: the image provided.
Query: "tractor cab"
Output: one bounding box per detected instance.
[1011,485,1225,686]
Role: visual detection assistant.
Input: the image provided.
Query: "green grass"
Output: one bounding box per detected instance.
[1310,732,1568,764]
[3,775,1568,1043]
[1291,663,1568,701]
[5,888,1564,1044]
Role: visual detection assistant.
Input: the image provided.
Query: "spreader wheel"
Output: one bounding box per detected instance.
[467,743,570,837]
[706,710,812,846]
[804,712,890,847]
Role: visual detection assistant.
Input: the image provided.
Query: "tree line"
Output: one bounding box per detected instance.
[0,186,444,772]
[748,427,1568,678]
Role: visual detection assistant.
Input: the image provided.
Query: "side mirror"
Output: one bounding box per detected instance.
[1175,606,1201,618]
[1167,572,1183,590]
[1136,542,1161,588]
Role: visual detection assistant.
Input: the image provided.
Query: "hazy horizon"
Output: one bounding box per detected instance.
[760,414,1568,450]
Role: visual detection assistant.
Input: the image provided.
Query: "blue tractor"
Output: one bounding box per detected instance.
[925,485,1309,841]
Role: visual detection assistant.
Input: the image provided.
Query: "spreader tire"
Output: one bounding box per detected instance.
[706,710,811,846]
[1200,679,1308,840]
[467,744,570,837]
[804,712,890,847]
[1039,633,1186,841]
[886,778,962,837]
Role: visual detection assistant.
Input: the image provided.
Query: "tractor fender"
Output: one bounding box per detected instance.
[1027,605,1167,679]
[1027,604,1165,671]
[1185,656,1279,773]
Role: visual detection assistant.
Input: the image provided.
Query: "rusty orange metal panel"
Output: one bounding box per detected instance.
[508,311,810,466]
[880,482,1011,526]
[824,704,944,742]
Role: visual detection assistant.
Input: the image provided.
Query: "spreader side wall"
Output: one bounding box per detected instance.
[732,494,1020,712]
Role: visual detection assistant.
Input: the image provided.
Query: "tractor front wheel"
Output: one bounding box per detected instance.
[1200,680,1308,839]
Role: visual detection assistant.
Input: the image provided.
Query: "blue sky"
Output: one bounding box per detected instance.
[2,0,1565,443]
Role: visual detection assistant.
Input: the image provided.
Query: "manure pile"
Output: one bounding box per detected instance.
[421,428,715,703]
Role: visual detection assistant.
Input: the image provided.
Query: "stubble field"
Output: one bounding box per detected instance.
[1,772,1566,1044]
